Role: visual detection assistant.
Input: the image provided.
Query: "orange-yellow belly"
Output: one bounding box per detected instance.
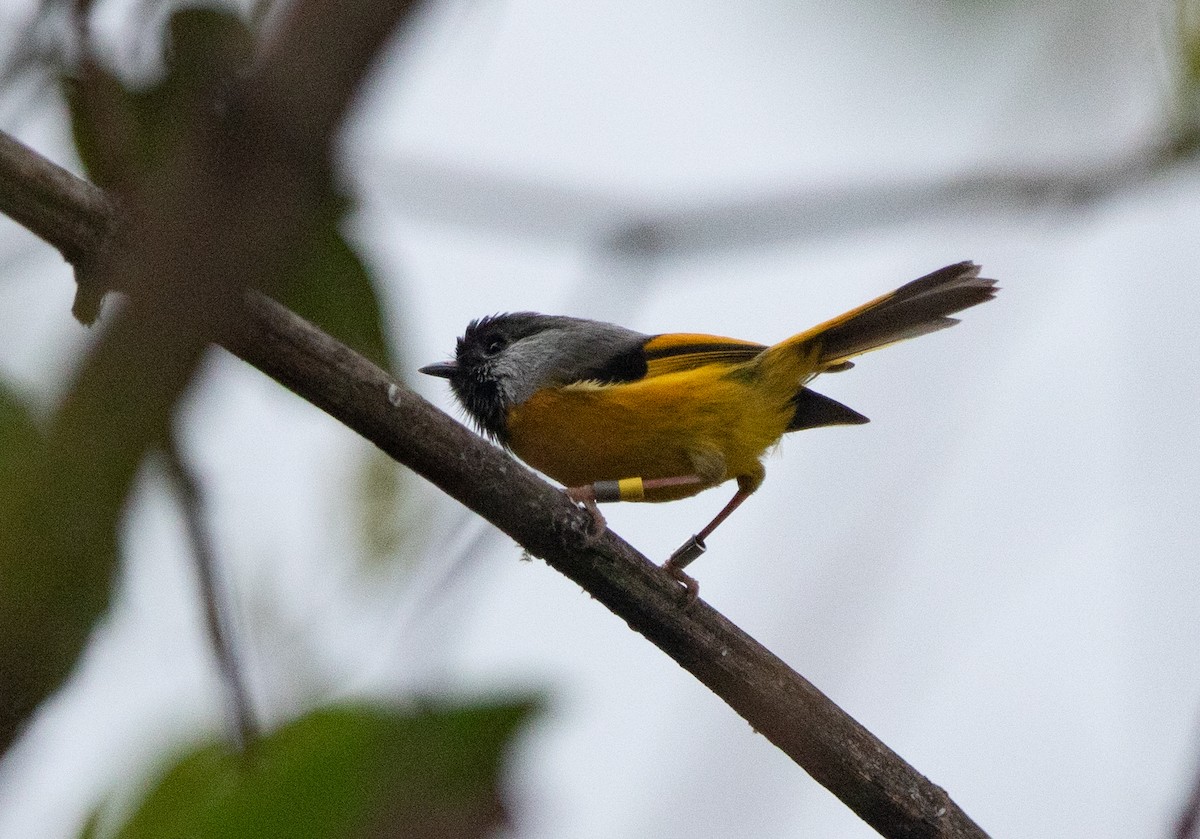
[506,365,794,501]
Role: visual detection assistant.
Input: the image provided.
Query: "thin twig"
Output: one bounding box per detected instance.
[1179,787,1199,839]
[161,435,257,751]
[377,142,1200,255]
[1176,729,1200,839]
[0,133,990,839]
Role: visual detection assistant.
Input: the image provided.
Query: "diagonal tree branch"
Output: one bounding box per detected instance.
[0,130,991,839]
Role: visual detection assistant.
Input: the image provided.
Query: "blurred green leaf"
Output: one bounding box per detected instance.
[0,374,131,748]
[0,382,41,482]
[1181,0,1200,154]
[3,8,244,737]
[63,5,395,366]
[110,700,536,839]
[79,810,102,839]
[279,195,397,371]
[356,447,412,567]
[2,0,394,753]
[64,7,255,190]
[1185,1,1200,80]
[62,60,138,192]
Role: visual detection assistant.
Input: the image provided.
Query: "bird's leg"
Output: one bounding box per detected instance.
[568,473,757,605]
[564,475,706,538]
[664,476,758,599]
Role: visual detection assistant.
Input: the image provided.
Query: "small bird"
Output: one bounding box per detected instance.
[421,261,996,598]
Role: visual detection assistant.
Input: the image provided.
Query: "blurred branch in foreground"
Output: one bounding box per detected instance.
[0,128,991,839]
[369,1,1200,255]
[0,0,419,761]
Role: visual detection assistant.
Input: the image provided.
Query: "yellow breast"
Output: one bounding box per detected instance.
[506,365,795,502]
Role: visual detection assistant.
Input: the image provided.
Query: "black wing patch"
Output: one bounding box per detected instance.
[575,342,649,384]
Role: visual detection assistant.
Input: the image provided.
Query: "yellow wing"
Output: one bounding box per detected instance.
[640,333,765,378]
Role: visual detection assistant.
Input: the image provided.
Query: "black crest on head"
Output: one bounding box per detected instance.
[443,313,553,443]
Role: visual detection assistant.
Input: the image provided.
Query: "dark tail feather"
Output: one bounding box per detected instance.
[787,387,870,431]
[815,261,996,364]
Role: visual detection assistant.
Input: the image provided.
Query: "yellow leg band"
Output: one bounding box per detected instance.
[617,477,645,501]
[591,477,646,503]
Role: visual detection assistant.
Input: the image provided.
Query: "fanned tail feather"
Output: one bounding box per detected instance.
[780,261,997,369]
[773,261,997,432]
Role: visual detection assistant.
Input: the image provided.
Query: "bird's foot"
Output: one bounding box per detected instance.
[565,485,607,540]
[664,536,706,605]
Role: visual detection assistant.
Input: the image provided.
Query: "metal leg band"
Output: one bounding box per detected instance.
[666,535,706,571]
[592,480,622,503]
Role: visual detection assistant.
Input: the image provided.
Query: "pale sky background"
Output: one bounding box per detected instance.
[1,1,1199,837]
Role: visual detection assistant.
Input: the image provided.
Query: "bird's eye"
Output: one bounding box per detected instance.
[483,337,506,356]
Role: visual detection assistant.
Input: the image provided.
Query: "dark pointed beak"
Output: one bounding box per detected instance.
[419,361,459,379]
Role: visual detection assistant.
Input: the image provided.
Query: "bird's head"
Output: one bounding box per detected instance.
[420,312,648,443]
